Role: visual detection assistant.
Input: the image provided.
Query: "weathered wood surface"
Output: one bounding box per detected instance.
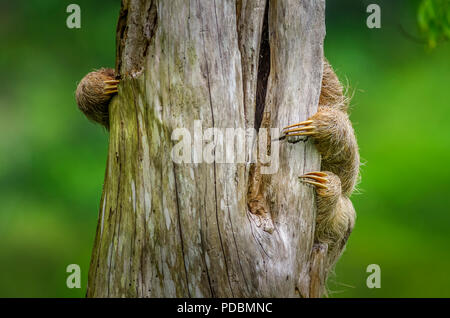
[87,0,325,297]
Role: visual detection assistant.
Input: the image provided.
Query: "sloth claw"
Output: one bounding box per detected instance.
[282,120,316,138]
[299,171,329,190]
[103,80,120,96]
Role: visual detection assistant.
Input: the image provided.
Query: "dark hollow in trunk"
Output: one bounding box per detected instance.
[87,0,326,298]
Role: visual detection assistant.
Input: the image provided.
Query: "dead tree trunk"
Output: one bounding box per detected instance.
[87,0,326,297]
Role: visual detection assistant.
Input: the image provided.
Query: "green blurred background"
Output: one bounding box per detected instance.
[0,0,448,297]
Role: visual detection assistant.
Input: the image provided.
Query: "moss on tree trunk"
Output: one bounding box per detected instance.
[87,0,326,298]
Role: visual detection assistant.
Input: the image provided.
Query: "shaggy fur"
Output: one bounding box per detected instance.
[290,59,360,269]
[77,62,358,270]
[75,68,116,128]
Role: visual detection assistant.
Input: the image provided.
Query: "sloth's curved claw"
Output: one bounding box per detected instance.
[282,120,317,138]
[104,79,120,85]
[284,120,314,129]
[104,90,118,95]
[103,80,120,96]
[300,171,329,190]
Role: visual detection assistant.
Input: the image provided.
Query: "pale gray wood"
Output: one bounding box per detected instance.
[87,0,326,298]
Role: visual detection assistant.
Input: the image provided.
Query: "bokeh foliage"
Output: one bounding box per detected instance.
[417,0,450,48]
[0,0,449,297]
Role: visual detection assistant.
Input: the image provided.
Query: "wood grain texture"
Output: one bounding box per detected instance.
[87,0,326,298]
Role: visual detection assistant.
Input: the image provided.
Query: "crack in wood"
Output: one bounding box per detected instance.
[255,0,270,131]
[89,0,326,298]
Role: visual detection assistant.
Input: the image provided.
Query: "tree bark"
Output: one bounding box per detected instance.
[87,0,326,298]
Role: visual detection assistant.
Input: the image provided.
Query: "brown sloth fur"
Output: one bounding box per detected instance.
[75,60,360,274]
[75,68,115,129]
[309,59,359,269]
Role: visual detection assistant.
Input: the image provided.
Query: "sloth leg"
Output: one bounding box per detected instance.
[282,106,359,196]
[103,79,120,95]
[76,68,120,128]
[300,171,355,267]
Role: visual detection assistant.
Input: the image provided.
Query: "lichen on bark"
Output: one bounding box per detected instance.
[87,0,327,298]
